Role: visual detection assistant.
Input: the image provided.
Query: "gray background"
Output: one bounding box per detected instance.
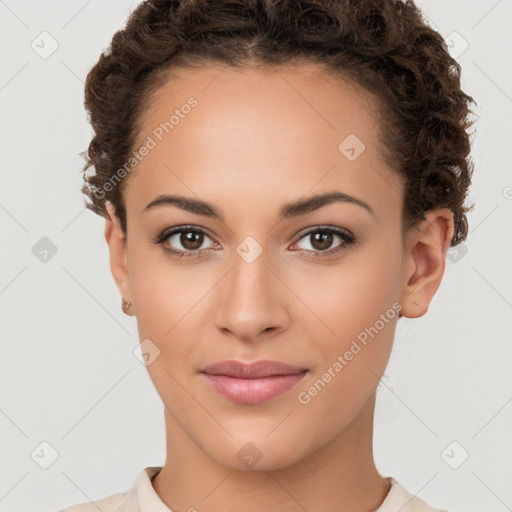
[0,0,511,510]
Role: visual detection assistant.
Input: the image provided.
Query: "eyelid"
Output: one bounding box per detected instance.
[155,224,217,245]
[295,224,354,241]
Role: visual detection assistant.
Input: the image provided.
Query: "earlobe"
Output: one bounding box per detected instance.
[399,208,455,318]
[104,202,133,309]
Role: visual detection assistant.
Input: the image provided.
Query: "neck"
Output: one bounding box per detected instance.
[152,392,390,512]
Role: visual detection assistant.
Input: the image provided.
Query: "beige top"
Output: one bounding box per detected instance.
[58,467,451,512]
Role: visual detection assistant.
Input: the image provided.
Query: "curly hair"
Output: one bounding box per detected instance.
[82,0,476,246]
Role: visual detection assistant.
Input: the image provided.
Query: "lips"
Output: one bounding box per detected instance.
[201,360,307,378]
[200,360,308,404]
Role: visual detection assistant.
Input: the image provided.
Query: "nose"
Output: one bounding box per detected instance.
[214,248,291,343]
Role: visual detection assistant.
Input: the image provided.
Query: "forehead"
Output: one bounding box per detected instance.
[137,61,382,144]
[124,62,401,220]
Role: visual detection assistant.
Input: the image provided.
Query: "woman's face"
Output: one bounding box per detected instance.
[106,63,438,470]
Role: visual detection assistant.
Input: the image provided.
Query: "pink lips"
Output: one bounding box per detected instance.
[200,360,308,404]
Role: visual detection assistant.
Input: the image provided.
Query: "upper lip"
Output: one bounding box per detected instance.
[201,360,307,378]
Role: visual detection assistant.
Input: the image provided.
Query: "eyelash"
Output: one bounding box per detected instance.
[154,225,356,260]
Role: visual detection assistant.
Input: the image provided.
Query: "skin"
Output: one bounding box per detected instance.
[104,62,454,512]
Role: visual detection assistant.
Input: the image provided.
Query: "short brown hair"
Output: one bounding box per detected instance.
[82,0,476,245]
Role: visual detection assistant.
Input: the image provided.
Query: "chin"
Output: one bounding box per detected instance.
[201,434,311,472]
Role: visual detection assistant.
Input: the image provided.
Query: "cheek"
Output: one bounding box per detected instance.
[343,230,404,310]
[127,240,208,334]
[127,250,206,404]
[294,235,403,385]
[292,237,402,331]
[294,260,401,428]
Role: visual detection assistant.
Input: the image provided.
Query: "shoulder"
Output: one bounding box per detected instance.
[56,488,132,512]
[379,477,454,512]
[55,466,162,512]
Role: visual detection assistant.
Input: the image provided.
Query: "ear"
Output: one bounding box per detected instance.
[104,202,133,308]
[399,208,455,318]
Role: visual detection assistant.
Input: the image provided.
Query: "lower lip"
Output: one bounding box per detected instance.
[202,372,307,404]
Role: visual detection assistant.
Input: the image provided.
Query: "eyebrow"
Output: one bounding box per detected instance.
[143,190,374,220]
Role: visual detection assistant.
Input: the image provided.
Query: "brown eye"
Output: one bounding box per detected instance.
[309,231,334,251]
[156,226,217,258]
[293,226,355,256]
[178,230,204,250]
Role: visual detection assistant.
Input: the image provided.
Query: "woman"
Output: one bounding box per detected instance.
[60,0,475,510]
